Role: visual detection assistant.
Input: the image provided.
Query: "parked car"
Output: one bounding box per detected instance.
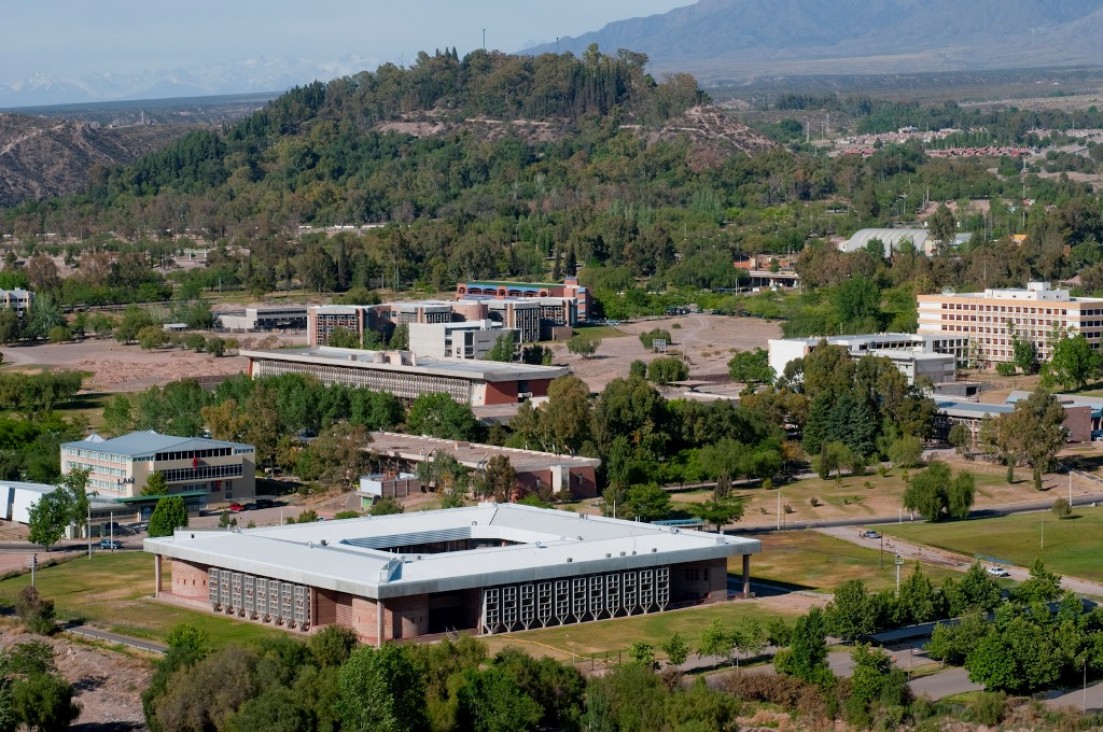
[861,530,881,539]
[256,498,275,509]
[243,502,257,511]
[986,566,1011,578]
[99,539,123,550]
[228,502,244,512]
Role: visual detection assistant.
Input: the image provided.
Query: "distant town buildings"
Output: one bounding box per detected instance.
[61,431,257,513]
[242,347,570,407]
[768,333,967,386]
[918,282,1103,367]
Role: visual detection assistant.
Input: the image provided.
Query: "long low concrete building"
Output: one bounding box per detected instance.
[145,503,761,644]
[242,347,570,407]
[366,432,601,499]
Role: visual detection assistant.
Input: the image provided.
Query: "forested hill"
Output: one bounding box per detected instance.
[3,49,777,282]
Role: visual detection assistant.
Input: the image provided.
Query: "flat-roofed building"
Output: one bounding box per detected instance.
[768,333,968,385]
[61,431,256,511]
[407,320,515,360]
[456,277,593,324]
[933,397,1091,450]
[144,503,761,644]
[366,431,601,498]
[0,289,33,314]
[243,347,570,406]
[918,282,1103,367]
[218,306,308,332]
[307,305,368,347]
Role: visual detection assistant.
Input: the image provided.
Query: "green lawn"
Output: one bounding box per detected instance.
[880,506,1103,582]
[482,600,794,662]
[747,531,963,593]
[0,552,278,647]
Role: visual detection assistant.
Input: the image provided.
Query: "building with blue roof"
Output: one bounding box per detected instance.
[61,431,255,512]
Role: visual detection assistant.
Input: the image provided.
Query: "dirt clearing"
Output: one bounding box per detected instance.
[556,315,782,392]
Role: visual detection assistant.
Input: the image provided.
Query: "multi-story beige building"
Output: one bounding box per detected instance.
[61,432,256,512]
[918,282,1103,367]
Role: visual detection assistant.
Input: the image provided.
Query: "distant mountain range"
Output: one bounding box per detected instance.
[527,0,1103,82]
[0,55,377,109]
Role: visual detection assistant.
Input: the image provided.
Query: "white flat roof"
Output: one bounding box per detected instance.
[368,431,600,472]
[242,347,570,383]
[145,504,759,599]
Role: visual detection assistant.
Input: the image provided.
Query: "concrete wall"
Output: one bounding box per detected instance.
[171,559,210,600]
[670,558,727,603]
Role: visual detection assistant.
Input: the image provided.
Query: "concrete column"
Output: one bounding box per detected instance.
[154,555,163,597]
[376,598,385,648]
[742,554,751,599]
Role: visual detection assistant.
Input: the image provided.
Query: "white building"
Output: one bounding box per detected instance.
[768,333,967,385]
[840,228,971,258]
[407,320,516,360]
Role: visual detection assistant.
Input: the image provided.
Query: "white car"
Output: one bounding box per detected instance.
[986,566,1011,578]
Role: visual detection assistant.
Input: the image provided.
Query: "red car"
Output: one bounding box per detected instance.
[228,502,244,512]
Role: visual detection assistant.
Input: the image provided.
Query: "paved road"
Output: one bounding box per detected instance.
[816,526,1103,598]
[65,624,166,654]
[1045,678,1103,713]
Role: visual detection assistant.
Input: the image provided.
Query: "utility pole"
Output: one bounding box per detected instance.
[895,554,904,594]
[776,491,781,532]
[482,28,487,51]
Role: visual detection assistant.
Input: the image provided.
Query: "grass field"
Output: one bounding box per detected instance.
[0,552,278,647]
[481,599,795,663]
[747,531,963,593]
[670,463,1017,527]
[880,506,1103,581]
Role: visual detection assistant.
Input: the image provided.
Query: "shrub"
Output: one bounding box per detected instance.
[1051,497,1073,519]
[639,328,672,349]
[15,586,56,635]
[809,496,821,508]
[966,692,1007,726]
[995,362,1017,377]
[334,510,361,520]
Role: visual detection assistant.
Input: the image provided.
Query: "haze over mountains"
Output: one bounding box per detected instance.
[0,55,376,110]
[528,0,1103,82]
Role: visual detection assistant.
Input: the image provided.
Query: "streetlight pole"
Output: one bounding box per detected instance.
[895,554,904,594]
[86,491,99,559]
[776,491,781,532]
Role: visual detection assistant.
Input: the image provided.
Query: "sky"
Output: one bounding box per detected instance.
[3,0,691,81]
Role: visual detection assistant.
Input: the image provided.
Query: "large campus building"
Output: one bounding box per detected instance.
[242,347,570,407]
[455,277,593,324]
[61,431,257,513]
[144,503,761,644]
[307,291,581,348]
[918,282,1103,367]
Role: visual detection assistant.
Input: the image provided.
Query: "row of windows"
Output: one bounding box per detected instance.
[62,448,127,464]
[162,464,244,482]
[66,461,128,478]
[154,448,234,462]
